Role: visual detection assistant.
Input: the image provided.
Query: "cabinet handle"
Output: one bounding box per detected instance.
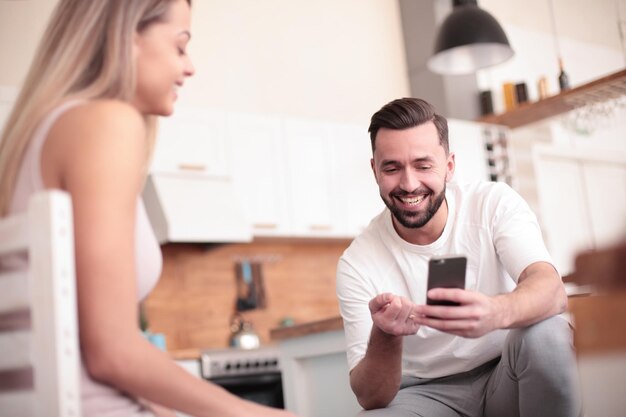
[253,223,278,230]
[178,164,207,172]
[309,224,332,231]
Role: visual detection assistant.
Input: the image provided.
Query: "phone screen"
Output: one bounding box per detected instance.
[426,256,467,306]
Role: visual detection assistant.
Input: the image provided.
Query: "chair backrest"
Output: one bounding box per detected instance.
[0,190,81,416]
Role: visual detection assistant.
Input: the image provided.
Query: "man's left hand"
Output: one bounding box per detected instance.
[412,289,505,338]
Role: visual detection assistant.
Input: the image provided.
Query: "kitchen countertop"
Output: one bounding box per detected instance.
[269,316,343,341]
[265,286,596,342]
[169,316,346,356]
[169,348,202,361]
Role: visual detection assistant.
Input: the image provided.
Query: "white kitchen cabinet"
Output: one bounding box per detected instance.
[175,359,202,417]
[533,145,626,275]
[227,114,383,239]
[281,119,385,238]
[143,172,252,243]
[149,107,511,240]
[331,124,383,236]
[175,358,202,378]
[278,329,361,417]
[282,119,338,237]
[226,113,291,236]
[151,106,230,176]
[582,161,626,248]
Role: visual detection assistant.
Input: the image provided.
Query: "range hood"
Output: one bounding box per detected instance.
[142,172,252,244]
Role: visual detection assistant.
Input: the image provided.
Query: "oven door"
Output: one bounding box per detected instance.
[209,371,284,408]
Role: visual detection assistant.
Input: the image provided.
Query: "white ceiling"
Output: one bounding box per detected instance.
[480,0,626,52]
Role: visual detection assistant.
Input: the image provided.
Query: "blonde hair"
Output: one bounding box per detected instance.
[0,0,190,216]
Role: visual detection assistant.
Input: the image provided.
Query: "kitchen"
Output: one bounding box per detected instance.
[0,1,625,416]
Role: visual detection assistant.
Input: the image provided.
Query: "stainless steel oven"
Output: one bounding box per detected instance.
[200,346,284,408]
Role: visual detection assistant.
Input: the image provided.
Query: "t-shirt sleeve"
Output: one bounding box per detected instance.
[489,183,557,281]
[336,256,375,372]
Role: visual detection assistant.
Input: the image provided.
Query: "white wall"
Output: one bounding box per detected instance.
[481,0,626,53]
[0,0,410,126]
[0,0,57,87]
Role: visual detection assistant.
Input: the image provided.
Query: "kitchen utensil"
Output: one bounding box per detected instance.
[229,314,260,349]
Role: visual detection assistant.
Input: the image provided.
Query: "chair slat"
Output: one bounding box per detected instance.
[0,330,31,370]
[0,191,81,417]
[0,270,29,313]
[0,214,28,255]
[0,390,35,416]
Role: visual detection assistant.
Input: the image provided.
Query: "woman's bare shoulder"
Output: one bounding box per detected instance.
[56,99,145,136]
[42,99,149,189]
[47,99,147,157]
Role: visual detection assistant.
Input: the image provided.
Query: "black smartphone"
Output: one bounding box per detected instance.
[426,256,467,306]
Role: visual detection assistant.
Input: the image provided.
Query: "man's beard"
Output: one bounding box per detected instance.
[382,184,446,229]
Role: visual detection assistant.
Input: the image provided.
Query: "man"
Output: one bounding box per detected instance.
[336,98,580,417]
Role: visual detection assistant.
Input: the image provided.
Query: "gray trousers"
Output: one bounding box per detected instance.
[356,316,581,417]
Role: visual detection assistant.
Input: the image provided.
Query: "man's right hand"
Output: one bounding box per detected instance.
[369,293,420,336]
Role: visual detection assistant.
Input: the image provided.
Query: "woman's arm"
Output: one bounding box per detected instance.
[42,100,296,417]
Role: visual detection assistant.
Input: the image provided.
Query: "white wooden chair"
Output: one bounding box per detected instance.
[0,190,81,416]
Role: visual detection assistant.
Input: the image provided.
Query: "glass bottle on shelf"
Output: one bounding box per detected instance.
[537,77,549,100]
[558,58,570,91]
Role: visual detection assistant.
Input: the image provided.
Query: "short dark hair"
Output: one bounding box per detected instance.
[368,97,449,154]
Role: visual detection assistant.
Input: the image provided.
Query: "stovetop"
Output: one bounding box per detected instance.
[200,346,281,379]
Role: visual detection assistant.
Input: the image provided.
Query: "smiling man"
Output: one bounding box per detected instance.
[374,120,450,245]
[336,98,581,417]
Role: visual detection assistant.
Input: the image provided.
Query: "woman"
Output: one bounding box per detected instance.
[0,1,299,416]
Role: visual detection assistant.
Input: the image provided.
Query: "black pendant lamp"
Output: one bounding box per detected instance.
[428,0,514,75]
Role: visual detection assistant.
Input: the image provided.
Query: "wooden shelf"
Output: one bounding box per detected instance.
[478,68,626,128]
[269,316,343,341]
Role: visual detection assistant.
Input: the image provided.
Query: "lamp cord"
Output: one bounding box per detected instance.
[617,0,626,66]
[547,0,562,62]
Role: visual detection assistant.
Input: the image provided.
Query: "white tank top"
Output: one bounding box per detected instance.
[9,100,162,416]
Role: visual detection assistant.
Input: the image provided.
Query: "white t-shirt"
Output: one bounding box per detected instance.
[336,180,555,378]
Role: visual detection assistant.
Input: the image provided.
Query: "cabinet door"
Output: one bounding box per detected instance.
[331,124,383,236]
[279,329,362,417]
[227,113,290,236]
[533,151,594,274]
[151,107,230,176]
[534,145,626,275]
[282,119,337,237]
[582,160,626,248]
